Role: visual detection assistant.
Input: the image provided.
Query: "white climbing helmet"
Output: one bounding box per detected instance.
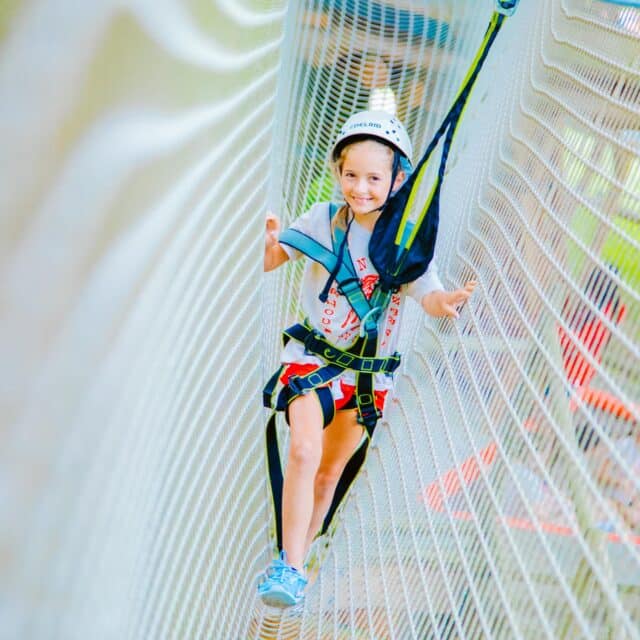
[331,110,413,163]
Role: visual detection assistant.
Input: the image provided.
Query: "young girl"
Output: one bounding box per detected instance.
[259,111,476,607]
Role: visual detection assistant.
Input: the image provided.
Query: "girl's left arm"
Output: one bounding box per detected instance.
[421,281,477,319]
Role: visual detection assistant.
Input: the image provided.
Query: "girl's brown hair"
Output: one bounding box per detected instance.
[331,136,394,176]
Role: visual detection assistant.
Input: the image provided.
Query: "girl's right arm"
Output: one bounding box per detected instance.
[264,212,290,272]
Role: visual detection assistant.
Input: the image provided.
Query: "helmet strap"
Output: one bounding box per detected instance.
[318,210,354,303]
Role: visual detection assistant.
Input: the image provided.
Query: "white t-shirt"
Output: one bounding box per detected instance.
[279,202,443,395]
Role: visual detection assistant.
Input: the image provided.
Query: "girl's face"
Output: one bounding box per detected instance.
[338,140,404,217]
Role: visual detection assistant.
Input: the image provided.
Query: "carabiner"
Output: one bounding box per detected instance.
[495,0,520,16]
[359,306,382,338]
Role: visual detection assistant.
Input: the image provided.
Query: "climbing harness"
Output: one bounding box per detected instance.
[263,203,399,549]
[264,0,521,552]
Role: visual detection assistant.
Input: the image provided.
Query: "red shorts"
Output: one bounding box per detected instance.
[280,363,388,413]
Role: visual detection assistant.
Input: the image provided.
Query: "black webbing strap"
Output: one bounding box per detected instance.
[265,412,284,549]
[320,436,369,536]
[263,322,386,551]
[266,384,335,551]
[284,322,400,375]
[263,365,283,409]
[354,332,381,435]
[284,363,344,402]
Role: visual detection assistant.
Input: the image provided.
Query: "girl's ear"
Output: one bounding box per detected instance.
[392,170,406,191]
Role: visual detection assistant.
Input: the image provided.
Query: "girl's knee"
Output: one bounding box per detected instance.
[288,437,322,469]
[314,467,343,495]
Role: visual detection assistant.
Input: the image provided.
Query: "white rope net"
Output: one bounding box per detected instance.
[1,1,638,639]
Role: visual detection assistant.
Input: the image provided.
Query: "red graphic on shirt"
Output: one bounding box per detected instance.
[320,285,340,334]
[356,257,368,272]
[341,273,379,329]
[380,292,403,348]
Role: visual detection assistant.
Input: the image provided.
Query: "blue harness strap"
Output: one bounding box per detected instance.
[278,228,374,324]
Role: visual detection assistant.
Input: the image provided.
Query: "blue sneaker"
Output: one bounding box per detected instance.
[258,551,308,608]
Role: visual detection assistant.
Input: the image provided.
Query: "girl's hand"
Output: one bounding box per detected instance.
[265,212,281,249]
[421,280,477,318]
[440,280,477,318]
[264,211,289,272]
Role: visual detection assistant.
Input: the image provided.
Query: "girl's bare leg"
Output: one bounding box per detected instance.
[282,392,324,572]
[303,408,364,556]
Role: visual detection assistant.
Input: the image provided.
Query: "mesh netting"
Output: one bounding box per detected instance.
[260,1,639,637]
[1,1,639,639]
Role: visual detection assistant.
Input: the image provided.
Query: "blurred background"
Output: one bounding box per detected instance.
[1,1,639,639]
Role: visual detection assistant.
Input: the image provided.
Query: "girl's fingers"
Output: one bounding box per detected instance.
[448,285,475,315]
[265,212,281,250]
[266,213,281,233]
[443,303,459,319]
[453,282,476,302]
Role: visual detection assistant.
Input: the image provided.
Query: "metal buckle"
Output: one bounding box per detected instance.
[360,359,375,373]
[288,376,303,395]
[357,406,381,429]
[359,306,382,338]
[387,354,402,373]
[495,0,519,16]
[306,372,326,388]
[337,277,360,296]
[303,330,319,353]
[336,352,355,367]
